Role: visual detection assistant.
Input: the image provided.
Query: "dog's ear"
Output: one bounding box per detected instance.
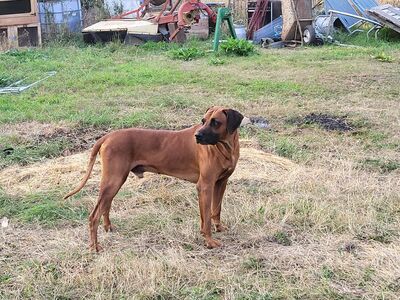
[224,109,244,134]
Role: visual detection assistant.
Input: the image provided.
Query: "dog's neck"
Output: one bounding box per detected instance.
[216,131,238,161]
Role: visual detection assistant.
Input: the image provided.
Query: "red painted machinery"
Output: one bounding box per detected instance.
[113,0,217,41]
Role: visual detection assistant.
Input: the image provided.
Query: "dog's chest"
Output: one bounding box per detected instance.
[218,157,237,179]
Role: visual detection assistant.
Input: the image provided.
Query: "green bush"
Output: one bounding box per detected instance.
[220,38,255,56]
[168,47,205,61]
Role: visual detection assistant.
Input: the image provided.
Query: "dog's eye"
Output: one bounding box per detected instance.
[210,119,220,127]
[201,118,206,125]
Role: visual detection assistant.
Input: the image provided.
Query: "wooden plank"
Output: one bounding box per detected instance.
[83,20,158,34]
[8,26,18,48]
[0,15,38,27]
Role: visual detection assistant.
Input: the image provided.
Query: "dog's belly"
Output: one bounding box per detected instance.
[131,163,199,183]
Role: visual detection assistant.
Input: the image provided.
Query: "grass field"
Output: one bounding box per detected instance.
[0,34,400,299]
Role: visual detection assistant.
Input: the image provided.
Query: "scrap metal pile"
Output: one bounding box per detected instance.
[82,0,217,44]
[250,0,400,47]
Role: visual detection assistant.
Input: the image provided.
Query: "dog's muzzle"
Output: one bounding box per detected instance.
[195,132,205,144]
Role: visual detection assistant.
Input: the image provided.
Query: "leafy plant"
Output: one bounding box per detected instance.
[168,47,205,61]
[220,38,255,56]
[372,51,394,62]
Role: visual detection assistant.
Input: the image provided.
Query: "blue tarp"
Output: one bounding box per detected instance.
[253,16,283,44]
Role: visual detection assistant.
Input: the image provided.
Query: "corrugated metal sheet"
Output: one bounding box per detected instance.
[253,15,282,43]
[351,0,379,20]
[324,0,361,31]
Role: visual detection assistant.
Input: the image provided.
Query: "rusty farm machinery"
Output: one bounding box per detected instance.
[82,0,219,45]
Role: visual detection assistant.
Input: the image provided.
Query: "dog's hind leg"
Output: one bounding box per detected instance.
[89,157,130,252]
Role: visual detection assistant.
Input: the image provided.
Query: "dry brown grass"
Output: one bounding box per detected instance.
[382,0,400,5]
[1,136,399,298]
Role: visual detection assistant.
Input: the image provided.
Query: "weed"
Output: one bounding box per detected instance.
[3,49,47,62]
[372,52,394,62]
[271,231,292,246]
[220,38,255,56]
[209,56,226,65]
[0,274,12,283]
[243,256,264,270]
[168,47,205,61]
[359,158,400,173]
[321,266,335,280]
[275,138,300,159]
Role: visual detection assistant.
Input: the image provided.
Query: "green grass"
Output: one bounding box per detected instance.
[359,158,400,173]
[0,135,70,169]
[168,47,205,61]
[0,190,87,226]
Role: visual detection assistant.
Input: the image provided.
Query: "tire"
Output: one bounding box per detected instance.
[303,25,317,45]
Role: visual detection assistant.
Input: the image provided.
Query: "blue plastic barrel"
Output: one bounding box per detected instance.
[38,0,82,38]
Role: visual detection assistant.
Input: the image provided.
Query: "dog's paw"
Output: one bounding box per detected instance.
[214,223,228,232]
[104,224,117,233]
[89,243,103,253]
[205,238,222,249]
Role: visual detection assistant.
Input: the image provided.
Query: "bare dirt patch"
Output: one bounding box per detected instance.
[0,121,69,140]
[289,113,354,132]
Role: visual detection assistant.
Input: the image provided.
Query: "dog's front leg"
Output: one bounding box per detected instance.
[197,178,222,249]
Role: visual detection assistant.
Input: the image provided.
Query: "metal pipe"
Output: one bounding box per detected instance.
[328,9,382,26]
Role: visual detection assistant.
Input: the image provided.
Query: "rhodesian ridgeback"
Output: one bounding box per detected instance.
[64,106,243,251]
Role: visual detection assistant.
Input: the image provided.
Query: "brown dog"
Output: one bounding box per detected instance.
[64,106,243,251]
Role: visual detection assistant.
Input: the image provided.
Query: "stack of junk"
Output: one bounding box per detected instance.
[0,0,218,47]
[246,0,400,47]
[1,0,399,48]
[81,0,222,45]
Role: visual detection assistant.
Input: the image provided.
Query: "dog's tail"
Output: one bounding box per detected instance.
[63,136,106,200]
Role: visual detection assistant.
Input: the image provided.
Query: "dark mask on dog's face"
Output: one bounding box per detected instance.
[195,107,244,145]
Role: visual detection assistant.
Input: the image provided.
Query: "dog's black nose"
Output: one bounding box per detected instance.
[195,132,204,142]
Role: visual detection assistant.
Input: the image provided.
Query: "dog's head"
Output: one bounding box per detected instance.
[195,106,244,145]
